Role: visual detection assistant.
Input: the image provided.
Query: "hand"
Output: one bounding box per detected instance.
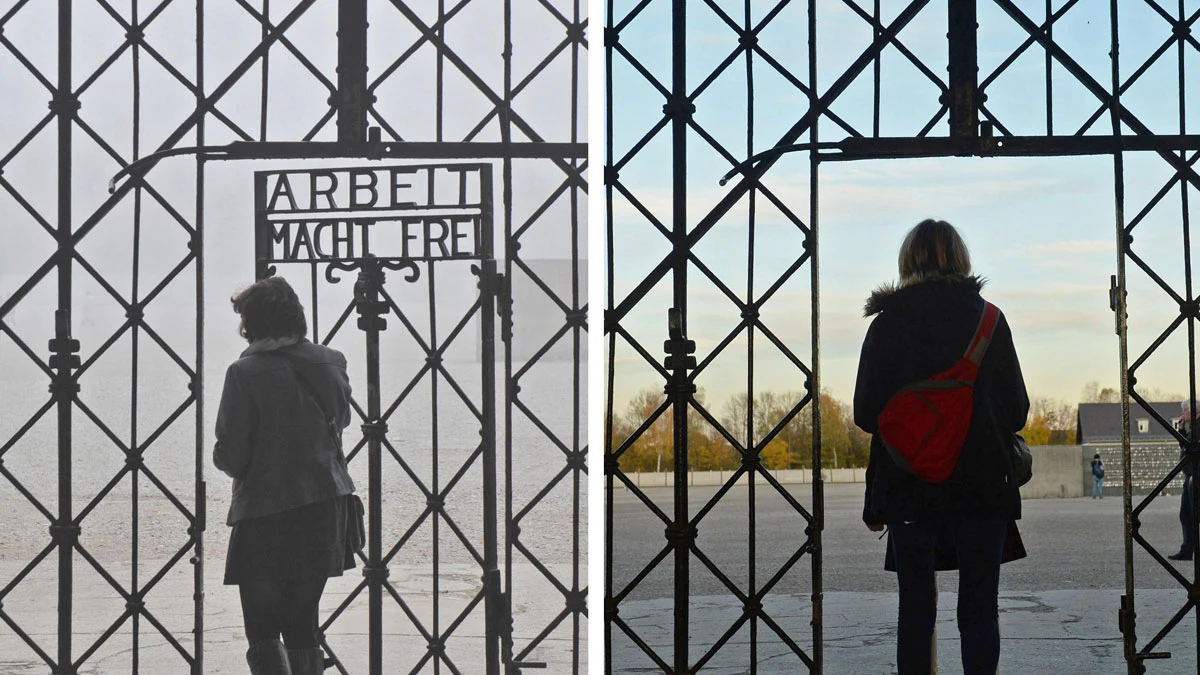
[866,523,885,532]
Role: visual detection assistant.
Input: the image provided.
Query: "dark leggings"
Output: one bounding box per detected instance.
[890,514,1007,675]
[239,577,327,648]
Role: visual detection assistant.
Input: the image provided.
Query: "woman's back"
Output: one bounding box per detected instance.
[215,338,356,524]
[854,260,1028,523]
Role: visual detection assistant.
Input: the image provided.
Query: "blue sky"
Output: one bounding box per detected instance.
[607,1,1200,414]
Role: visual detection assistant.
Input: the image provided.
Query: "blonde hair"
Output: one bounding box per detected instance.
[898,219,972,284]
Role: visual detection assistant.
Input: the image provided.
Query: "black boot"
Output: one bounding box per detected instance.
[1168,549,1193,561]
[246,640,291,675]
[288,648,326,675]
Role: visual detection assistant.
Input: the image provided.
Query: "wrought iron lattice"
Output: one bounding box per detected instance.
[0,1,585,674]
[605,1,1200,673]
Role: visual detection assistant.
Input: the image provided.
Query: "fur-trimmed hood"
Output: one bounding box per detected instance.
[863,273,987,317]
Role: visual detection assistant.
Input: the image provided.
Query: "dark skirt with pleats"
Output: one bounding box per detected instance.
[224,494,356,585]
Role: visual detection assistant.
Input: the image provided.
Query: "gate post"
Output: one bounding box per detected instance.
[54,0,77,668]
[947,0,979,149]
[479,258,502,675]
[355,260,388,675]
[665,308,696,674]
[50,309,80,675]
[336,0,369,144]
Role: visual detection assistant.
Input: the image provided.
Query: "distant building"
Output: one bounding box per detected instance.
[1076,401,1184,493]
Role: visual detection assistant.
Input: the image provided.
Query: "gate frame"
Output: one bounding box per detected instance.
[604,1,1200,673]
[0,1,586,673]
[251,160,505,674]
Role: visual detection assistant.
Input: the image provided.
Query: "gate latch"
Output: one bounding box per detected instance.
[663,307,696,371]
[482,263,512,343]
[1109,275,1127,335]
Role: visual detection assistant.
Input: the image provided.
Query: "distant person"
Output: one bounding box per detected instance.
[854,219,1030,675]
[1091,453,1105,499]
[1170,401,1198,561]
[214,276,358,675]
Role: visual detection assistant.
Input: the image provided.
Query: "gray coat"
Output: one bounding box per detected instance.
[214,337,356,524]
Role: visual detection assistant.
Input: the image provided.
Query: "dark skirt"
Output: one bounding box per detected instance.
[224,495,357,585]
[884,518,1027,572]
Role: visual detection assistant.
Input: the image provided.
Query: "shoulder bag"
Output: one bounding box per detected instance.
[276,354,366,555]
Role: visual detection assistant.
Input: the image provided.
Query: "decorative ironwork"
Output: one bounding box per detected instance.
[255,160,503,674]
[606,1,1200,673]
[1,1,585,674]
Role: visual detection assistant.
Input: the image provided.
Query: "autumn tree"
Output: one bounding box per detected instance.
[611,388,672,473]
[1020,396,1078,445]
[1081,381,1118,404]
[616,387,877,473]
[761,438,791,470]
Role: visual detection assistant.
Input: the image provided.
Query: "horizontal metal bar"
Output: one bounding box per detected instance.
[108,141,586,193]
[220,140,587,160]
[823,134,1200,161]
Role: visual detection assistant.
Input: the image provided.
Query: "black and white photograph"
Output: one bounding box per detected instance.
[0,1,586,673]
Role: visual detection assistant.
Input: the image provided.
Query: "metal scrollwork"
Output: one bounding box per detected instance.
[380,259,420,283]
[323,261,359,284]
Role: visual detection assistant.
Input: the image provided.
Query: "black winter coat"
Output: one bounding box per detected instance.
[854,275,1030,526]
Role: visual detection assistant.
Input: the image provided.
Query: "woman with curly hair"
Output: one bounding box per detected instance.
[214,275,358,675]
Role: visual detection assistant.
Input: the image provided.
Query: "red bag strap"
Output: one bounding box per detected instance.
[963,301,1000,366]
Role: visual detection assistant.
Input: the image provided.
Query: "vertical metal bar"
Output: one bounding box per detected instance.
[743,1,758,671]
[336,0,368,144]
[670,1,689,672]
[429,259,442,675]
[808,0,823,670]
[501,1,517,672]
[479,165,501,675]
[1044,0,1053,135]
[359,260,384,675]
[437,0,445,143]
[254,173,270,280]
[570,3,584,670]
[131,0,143,667]
[194,0,206,670]
[311,263,319,342]
[55,0,75,670]
[603,2,616,672]
[947,0,979,143]
[1178,1,1200,664]
[873,0,881,137]
[260,0,270,141]
[1109,2,1138,672]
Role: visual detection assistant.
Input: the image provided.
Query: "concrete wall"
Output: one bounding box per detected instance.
[1018,445,1084,499]
[620,446,1088,501]
[622,467,866,488]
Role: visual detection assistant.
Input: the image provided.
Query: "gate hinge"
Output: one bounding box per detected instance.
[1109,275,1127,335]
[483,264,513,343]
[190,481,207,537]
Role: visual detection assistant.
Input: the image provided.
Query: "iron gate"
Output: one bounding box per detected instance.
[253,161,506,673]
[605,1,1200,673]
[0,1,586,673]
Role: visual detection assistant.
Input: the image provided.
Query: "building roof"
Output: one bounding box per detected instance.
[1077,401,1182,444]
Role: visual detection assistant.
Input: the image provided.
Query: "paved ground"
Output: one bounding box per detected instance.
[610,482,1200,674]
[0,558,580,674]
[0,490,583,674]
[0,362,586,673]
